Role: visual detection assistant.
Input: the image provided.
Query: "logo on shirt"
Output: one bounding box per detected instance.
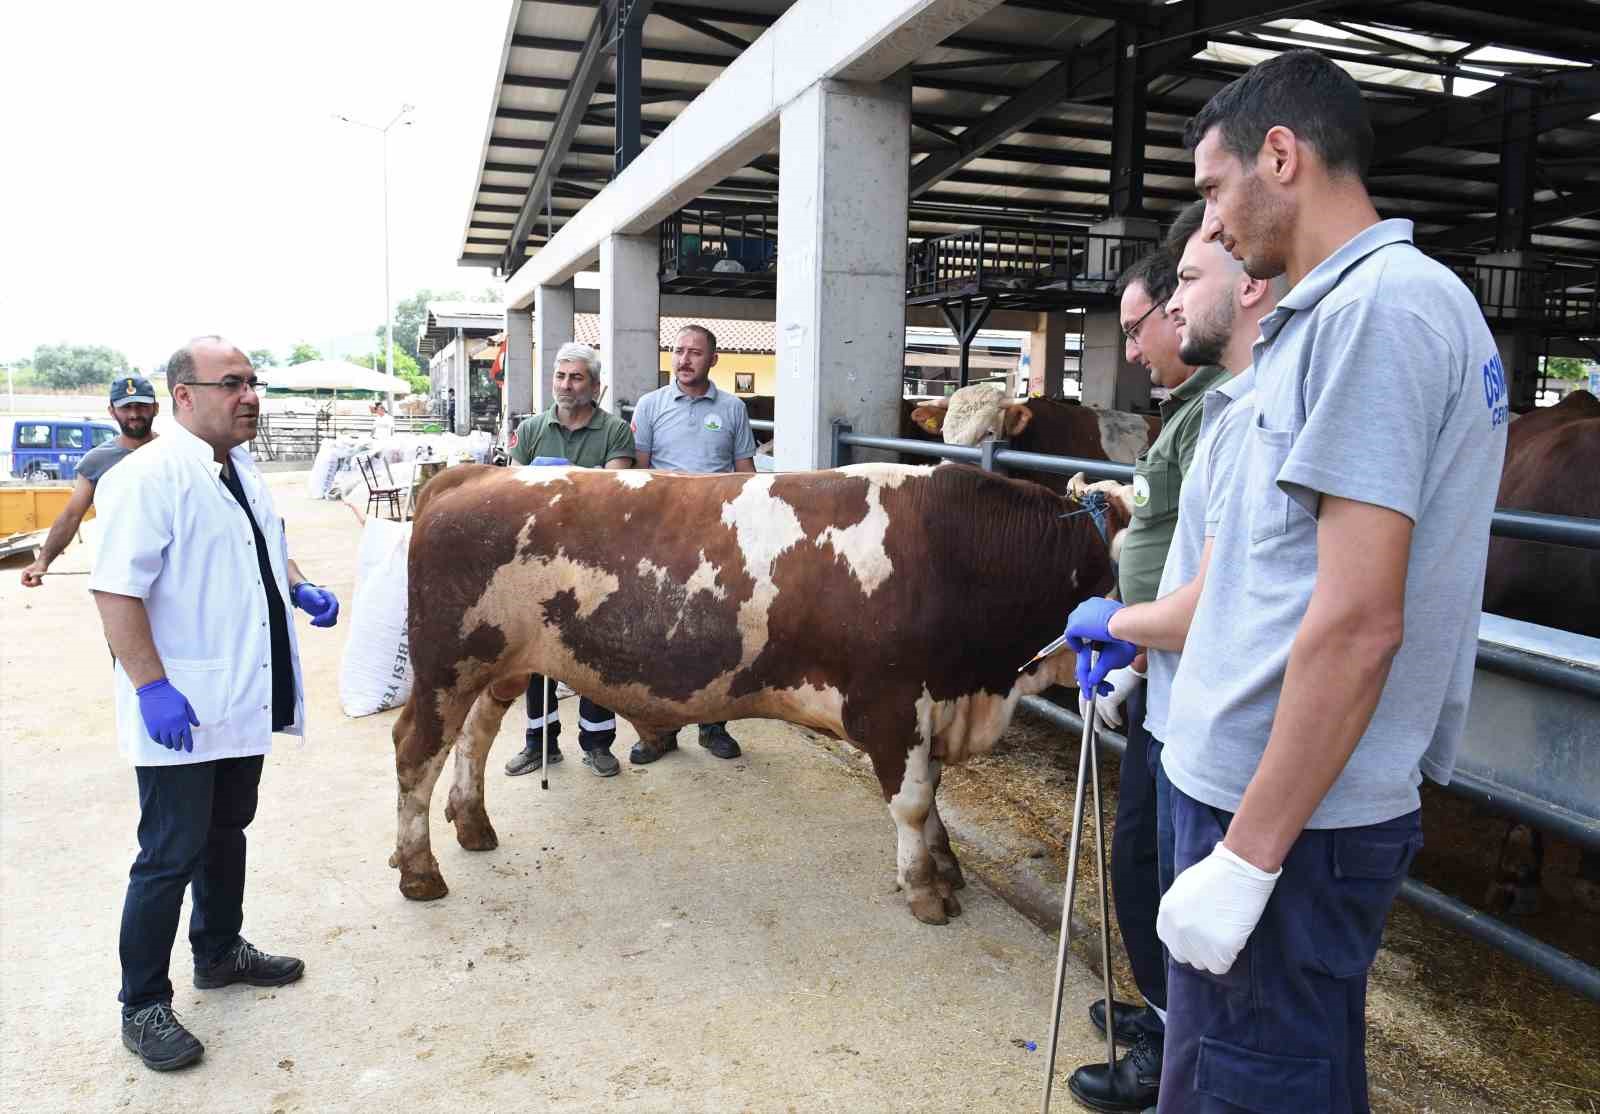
[1132,474,1150,508]
[703,414,724,433]
[1481,352,1509,429]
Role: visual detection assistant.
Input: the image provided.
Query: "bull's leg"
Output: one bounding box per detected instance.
[445,676,524,852]
[390,686,474,901]
[881,740,961,925]
[924,758,967,894]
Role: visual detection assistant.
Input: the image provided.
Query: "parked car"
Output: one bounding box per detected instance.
[10,419,118,481]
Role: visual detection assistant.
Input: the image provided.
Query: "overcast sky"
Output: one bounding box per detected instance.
[1,0,512,369]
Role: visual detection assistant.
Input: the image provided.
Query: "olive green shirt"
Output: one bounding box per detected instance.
[1117,364,1233,604]
[510,404,636,468]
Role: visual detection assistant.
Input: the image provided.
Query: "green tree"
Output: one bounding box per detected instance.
[354,344,429,395]
[30,343,131,389]
[1544,356,1593,381]
[247,347,277,369]
[287,342,321,365]
[381,289,462,363]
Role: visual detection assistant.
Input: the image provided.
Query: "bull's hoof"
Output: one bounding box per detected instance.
[453,820,500,852]
[934,855,967,891]
[908,889,950,925]
[400,871,450,901]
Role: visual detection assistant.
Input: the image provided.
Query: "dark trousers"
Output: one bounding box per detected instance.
[119,756,264,1011]
[525,674,616,752]
[1111,683,1167,1024]
[1156,778,1422,1114]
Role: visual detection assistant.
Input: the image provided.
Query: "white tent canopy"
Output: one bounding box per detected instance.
[261,360,411,395]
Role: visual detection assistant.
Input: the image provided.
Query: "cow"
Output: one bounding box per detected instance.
[389,461,1122,923]
[910,384,1160,493]
[1481,405,1600,915]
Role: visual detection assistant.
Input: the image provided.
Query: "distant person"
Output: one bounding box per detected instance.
[91,336,341,1073]
[504,342,634,778]
[628,324,756,765]
[370,401,394,441]
[20,376,160,587]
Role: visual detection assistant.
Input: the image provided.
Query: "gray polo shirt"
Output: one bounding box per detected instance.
[1162,219,1506,828]
[1144,367,1255,742]
[77,441,135,484]
[631,380,756,474]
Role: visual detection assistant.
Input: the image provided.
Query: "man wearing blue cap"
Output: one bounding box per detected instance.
[20,374,160,587]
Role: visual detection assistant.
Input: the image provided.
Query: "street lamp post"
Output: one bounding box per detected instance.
[335,104,413,409]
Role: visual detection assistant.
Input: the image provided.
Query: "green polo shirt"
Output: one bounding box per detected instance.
[510,404,636,468]
[1117,364,1232,604]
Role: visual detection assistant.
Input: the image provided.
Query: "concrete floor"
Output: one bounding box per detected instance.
[0,474,1111,1113]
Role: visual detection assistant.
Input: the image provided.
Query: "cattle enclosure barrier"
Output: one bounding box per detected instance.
[743,415,1600,1002]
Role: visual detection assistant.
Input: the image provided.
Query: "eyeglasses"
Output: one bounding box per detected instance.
[183,376,265,394]
[1122,300,1165,345]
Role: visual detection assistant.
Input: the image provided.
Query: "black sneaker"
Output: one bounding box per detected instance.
[629,734,679,765]
[1067,1030,1162,1113]
[121,1003,204,1072]
[698,724,742,760]
[194,938,305,989]
[505,745,563,776]
[583,749,621,777]
[1089,998,1159,1046]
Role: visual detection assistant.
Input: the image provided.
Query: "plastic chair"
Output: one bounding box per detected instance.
[356,453,405,521]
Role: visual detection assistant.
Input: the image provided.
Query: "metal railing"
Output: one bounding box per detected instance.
[825,419,1600,1001]
[1446,260,1600,331]
[660,204,778,278]
[906,226,1159,300]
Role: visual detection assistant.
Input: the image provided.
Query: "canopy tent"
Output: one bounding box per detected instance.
[261,360,411,395]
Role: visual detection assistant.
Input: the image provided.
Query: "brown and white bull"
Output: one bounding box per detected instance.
[910,384,1161,493]
[389,462,1118,923]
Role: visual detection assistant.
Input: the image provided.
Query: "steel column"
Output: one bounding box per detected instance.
[1108,22,1146,218]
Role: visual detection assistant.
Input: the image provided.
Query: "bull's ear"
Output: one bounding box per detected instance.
[912,405,945,434]
[1002,404,1033,438]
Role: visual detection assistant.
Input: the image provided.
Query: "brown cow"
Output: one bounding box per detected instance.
[911,385,1160,493]
[389,462,1118,923]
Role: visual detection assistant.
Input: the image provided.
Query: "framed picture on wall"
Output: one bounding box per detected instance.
[734,372,755,394]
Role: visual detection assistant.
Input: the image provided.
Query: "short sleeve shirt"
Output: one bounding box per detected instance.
[631,381,756,473]
[1161,220,1507,828]
[76,441,134,485]
[1143,368,1255,742]
[511,405,635,468]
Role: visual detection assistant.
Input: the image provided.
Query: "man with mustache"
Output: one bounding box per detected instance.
[504,341,635,779]
[19,374,160,587]
[1067,50,1505,1112]
[91,337,340,1072]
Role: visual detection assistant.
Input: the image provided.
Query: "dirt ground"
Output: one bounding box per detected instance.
[4,469,1597,1113]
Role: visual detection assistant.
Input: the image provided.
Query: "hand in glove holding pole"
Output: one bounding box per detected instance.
[1077,664,1144,730]
[1156,842,1281,975]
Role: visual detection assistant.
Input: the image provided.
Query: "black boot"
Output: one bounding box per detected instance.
[194,938,305,989]
[629,734,679,765]
[121,1003,204,1071]
[1067,1030,1162,1112]
[698,723,742,759]
[1089,998,1161,1046]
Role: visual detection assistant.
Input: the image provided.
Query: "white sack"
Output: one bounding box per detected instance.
[338,517,413,717]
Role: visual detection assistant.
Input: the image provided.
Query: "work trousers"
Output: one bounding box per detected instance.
[525,674,616,753]
[1111,683,1167,1025]
[1156,773,1422,1114]
[119,756,264,1011]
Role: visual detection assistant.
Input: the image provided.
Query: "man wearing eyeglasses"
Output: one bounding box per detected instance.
[90,336,340,1073]
[1064,246,1227,1107]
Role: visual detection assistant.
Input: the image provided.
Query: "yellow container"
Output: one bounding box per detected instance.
[0,486,92,537]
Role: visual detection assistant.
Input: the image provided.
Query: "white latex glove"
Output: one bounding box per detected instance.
[1078,665,1144,729]
[1157,842,1281,975]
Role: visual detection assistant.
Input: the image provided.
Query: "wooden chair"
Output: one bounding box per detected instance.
[356,453,405,521]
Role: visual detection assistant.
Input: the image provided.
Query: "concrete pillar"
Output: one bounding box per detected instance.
[534,281,576,415]
[1475,249,1540,411]
[1081,215,1160,412]
[504,305,535,420]
[599,233,660,412]
[453,330,471,434]
[1027,311,1066,397]
[775,75,911,470]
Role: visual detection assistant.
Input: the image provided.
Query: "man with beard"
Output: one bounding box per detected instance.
[627,323,755,765]
[505,342,634,778]
[1067,199,1279,1111]
[1067,50,1504,1111]
[20,375,160,586]
[92,337,340,1071]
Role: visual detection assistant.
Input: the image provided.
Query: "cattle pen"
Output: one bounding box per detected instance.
[802,415,1600,1005]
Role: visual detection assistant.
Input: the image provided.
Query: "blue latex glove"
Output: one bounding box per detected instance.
[531,456,570,466]
[137,679,199,753]
[291,582,340,628]
[1064,597,1137,696]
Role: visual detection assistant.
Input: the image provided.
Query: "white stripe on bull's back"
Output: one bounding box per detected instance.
[1093,408,1153,464]
[613,470,652,489]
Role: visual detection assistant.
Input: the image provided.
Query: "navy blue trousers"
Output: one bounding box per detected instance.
[119,756,263,1011]
[1155,772,1421,1114]
[1112,684,1167,1023]
[525,674,616,752]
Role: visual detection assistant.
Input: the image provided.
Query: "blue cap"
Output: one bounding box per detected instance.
[111,375,156,408]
